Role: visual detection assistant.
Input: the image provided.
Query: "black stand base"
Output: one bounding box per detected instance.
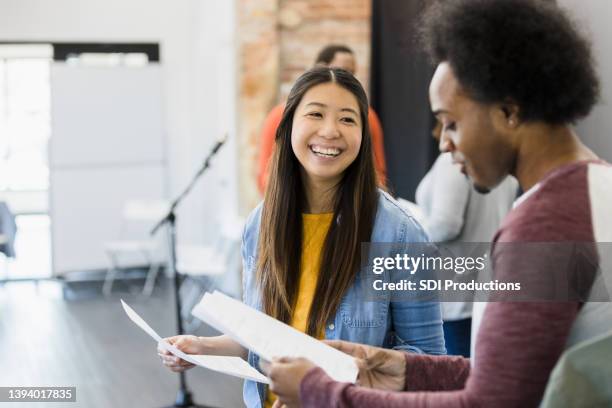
[163,389,211,408]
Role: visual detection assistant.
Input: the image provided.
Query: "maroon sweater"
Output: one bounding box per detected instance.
[300,161,610,407]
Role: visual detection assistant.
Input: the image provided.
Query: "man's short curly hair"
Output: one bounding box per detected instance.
[420,0,600,124]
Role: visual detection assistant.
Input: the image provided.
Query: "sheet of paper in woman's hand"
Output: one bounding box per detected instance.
[192,291,359,383]
[120,299,269,383]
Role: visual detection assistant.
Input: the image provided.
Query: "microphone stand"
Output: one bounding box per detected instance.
[151,136,226,408]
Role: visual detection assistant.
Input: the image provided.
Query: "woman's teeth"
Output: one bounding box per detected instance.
[310,145,341,157]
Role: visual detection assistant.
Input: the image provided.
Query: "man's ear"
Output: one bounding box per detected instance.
[499,102,521,129]
[491,100,520,130]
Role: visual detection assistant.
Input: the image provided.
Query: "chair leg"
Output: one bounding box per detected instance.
[103,253,120,296]
[142,262,161,297]
[180,277,205,333]
[179,276,195,321]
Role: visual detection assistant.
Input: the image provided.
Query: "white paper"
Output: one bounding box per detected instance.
[192,291,359,384]
[188,355,269,383]
[120,299,269,384]
[121,299,163,342]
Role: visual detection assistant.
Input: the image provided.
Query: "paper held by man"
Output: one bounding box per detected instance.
[121,291,358,384]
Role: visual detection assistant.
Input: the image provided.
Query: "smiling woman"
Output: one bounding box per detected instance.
[290,81,363,210]
[259,68,377,337]
[251,67,445,407]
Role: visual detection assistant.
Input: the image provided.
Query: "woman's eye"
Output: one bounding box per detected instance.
[341,117,357,124]
[307,112,323,118]
[443,122,456,132]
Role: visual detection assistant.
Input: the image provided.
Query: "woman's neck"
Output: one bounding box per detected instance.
[302,175,339,214]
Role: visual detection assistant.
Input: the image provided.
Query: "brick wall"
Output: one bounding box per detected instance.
[237,0,280,213]
[237,0,372,212]
[278,0,371,97]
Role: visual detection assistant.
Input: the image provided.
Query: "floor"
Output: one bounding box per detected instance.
[0,278,244,408]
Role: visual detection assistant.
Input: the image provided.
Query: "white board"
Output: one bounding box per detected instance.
[50,65,165,167]
[49,63,167,275]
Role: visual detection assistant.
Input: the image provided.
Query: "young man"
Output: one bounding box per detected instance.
[262,0,612,406]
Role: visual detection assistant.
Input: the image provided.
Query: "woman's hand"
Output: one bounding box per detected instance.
[157,335,205,373]
[324,340,406,391]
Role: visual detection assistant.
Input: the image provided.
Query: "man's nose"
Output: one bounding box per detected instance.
[439,132,454,153]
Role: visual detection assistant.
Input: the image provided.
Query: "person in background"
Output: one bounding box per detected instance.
[257,44,387,193]
[262,0,612,406]
[159,67,445,408]
[415,123,518,357]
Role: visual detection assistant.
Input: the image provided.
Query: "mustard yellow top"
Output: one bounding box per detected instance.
[266,212,333,408]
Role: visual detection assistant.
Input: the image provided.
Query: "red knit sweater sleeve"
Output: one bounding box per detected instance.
[368,108,387,186]
[300,299,579,408]
[256,104,284,194]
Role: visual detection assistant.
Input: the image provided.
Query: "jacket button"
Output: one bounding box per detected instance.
[328,323,335,330]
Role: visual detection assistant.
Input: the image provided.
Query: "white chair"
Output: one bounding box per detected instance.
[177,216,245,332]
[102,199,169,297]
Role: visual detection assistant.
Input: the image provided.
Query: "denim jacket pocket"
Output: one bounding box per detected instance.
[340,299,388,328]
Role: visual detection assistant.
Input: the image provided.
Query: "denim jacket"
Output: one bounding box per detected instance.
[241,189,446,408]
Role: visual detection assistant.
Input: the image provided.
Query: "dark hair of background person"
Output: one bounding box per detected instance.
[257,67,378,337]
[419,0,600,124]
[315,44,354,65]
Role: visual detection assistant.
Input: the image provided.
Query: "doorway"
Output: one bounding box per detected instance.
[0,44,53,280]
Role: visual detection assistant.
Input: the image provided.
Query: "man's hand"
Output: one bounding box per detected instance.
[324,340,406,391]
[260,357,316,408]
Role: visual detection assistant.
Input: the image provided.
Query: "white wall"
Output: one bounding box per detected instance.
[558,0,612,161]
[0,0,238,247]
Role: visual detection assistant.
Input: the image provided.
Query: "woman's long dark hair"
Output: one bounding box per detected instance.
[256,67,379,336]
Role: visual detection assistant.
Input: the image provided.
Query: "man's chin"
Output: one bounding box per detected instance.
[463,173,492,194]
[473,183,491,194]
